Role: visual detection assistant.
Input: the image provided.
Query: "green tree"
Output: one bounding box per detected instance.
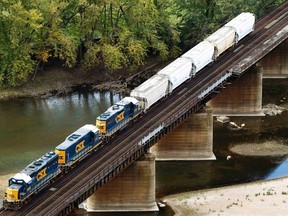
[173,0,286,50]
[172,0,217,49]
[0,0,81,86]
[0,1,42,86]
[30,0,80,79]
[81,0,180,72]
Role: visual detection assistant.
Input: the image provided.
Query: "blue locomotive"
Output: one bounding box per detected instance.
[3,151,60,210]
[96,97,142,136]
[55,124,102,171]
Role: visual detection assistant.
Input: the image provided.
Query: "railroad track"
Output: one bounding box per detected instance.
[1,1,287,215]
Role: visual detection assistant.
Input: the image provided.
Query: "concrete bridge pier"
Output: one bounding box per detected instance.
[261,39,288,78]
[207,65,264,116]
[84,153,158,212]
[151,106,216,161]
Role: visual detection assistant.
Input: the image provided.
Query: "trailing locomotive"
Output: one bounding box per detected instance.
[3,12,255,211]
[55,124,102,172]
[96,97,142,136]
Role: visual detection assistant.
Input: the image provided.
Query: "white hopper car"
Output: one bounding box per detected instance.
[158,58,192,93]
[130,74,169,111]
[205,26,236,59]
[225,12,255,43]
[181,40,214,76]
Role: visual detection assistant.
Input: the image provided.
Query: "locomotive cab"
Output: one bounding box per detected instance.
[3,174,32,209]
[6,183,24,203]
[7,174,31,200]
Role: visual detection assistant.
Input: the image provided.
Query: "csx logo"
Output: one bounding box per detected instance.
[37,168,47,181]
[116,112,124,123]
[76,140,85,153]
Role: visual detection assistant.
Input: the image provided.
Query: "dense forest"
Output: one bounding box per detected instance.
[0,0,285,87]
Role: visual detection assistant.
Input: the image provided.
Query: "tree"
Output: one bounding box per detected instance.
[0,0,285,87]
[0,1,42,86]
[171,0,217,49]
[0,0,84,86]
[81,0,180,72]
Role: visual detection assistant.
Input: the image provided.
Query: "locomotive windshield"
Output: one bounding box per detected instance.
[10,178,25,185]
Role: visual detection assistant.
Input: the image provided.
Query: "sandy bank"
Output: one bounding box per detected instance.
[162,177,288,216]
[230,141,288,157]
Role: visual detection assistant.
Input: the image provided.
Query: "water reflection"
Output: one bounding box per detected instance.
[0,91,123,175]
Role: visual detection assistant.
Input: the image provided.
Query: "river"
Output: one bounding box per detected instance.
[0,41,287,215]
[0,91,123,200]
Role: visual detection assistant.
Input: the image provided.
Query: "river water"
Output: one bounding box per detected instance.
[0,42,287,215]
[0,91,123,199]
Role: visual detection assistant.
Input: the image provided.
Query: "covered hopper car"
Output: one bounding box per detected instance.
[205,26,236,59]
[225,12,255,43]
[158,58,193,93]
[130,74,169,111]
[181,40,214,75]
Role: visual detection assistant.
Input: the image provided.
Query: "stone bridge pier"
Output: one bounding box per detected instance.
[84,153,158,212]
[207,65,263,116]
[261,39,288,78]
[151,106,215,161]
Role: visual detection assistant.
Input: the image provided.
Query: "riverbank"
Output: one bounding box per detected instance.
[162,176,288,216]
[0,57,165,101]
[229,141,288,157]
[0,66,127,100]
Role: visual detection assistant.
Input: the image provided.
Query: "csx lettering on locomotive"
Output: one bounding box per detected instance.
[37,168,47,181]
[76,140,85,153]
[115,112,124,123]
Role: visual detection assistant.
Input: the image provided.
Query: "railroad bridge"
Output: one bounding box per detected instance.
[1,2,288,215]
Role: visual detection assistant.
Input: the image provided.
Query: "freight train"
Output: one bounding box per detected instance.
[3,12,255,210]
